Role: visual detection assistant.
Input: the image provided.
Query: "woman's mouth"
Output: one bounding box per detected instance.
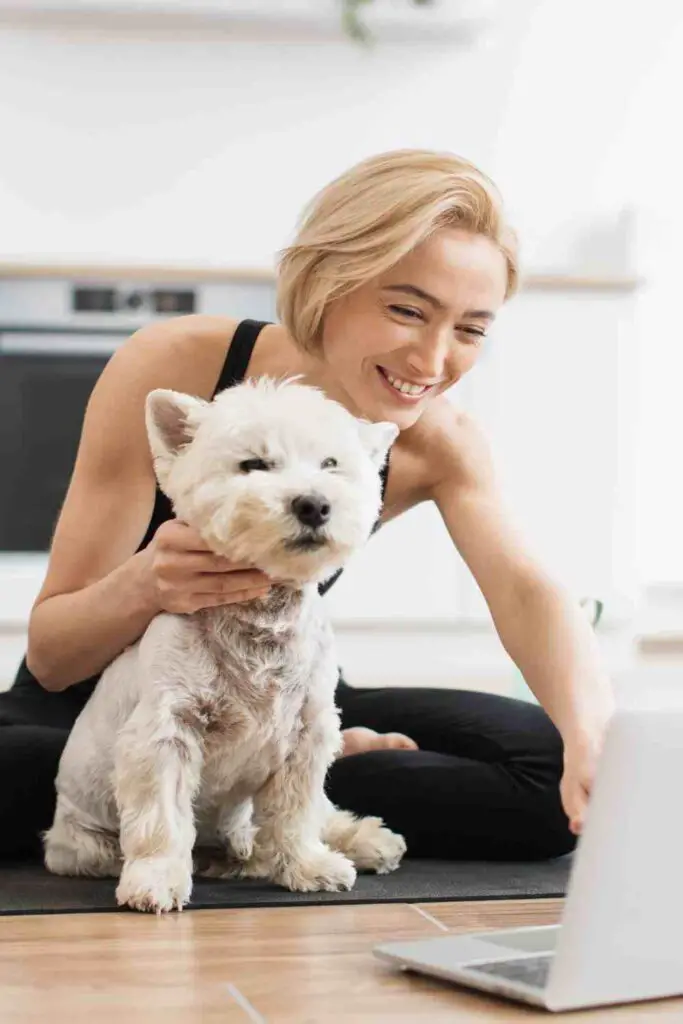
[376,365,435,403]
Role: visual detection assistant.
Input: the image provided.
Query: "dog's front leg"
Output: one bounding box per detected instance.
[113,699,203,914]
[246,704,356,893]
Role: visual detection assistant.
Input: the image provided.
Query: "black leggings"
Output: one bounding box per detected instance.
[330,682,576,861]
[0,676,577,862]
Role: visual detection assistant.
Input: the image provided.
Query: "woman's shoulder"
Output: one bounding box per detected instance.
[398,396,490,500]
[133,314,301,389]
[113,314,242,399]
[101,314,291,400]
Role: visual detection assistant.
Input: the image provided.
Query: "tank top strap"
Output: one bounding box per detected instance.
[213,318,272,396]
[379,454,390,505]
[317,447,392,597]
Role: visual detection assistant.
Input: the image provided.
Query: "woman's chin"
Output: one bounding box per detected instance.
[372,401,421,429]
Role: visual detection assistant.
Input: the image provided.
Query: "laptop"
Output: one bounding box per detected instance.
[374,706,683,1013]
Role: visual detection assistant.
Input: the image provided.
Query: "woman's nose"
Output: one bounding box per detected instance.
[405,330,454,382]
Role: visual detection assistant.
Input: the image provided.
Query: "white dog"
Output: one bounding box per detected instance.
[43,377,406,913]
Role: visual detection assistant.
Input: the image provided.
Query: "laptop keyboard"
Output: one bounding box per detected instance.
[467,953,555,989]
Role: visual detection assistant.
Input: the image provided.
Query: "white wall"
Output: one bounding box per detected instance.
[490,0,683,253]
[596,13,683,584]
[0,1,537,265]
[2,0,680,266]
[2,0,677,686]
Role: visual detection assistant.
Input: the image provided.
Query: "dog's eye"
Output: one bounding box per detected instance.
[321,457,338,470]
[239,458,271,473]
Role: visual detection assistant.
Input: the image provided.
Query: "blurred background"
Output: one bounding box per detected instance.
[0,0,681,702]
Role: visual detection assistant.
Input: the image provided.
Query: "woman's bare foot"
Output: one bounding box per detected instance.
[339,726,419,759]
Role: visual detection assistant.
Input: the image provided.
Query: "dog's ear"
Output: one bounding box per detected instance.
[356,420,400,469]
[145,389,210,487]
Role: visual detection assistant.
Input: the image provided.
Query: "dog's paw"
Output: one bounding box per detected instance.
[231,852,275,881]
[115,856,192,914]
[227,822,258,863]
[323,809,407,874]
[197,847,273,881]
[197,855,244,880]
[347,817,407,875]
[277,847,357,893]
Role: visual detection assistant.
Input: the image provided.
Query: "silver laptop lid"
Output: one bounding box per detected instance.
[546,707,683,1012]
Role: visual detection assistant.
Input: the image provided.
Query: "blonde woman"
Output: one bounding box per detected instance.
[0,150,614,863]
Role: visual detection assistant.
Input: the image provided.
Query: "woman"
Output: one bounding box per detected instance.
[0,149,614,863]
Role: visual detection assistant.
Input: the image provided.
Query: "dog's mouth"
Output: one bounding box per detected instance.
[284,531,329,552]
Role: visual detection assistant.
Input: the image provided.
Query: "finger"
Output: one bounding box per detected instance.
[170,553,260,575]
[166,521,215,551]
[168,523,253,564]
[213,571,271,592]
[195,586,271,608]
[180,569,269,591]
[560,788,577,826]
[203,559,260,574]
[566,790,587,833]
[228,587,272,605]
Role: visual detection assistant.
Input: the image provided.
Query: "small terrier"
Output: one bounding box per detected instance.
[43,377,406,913]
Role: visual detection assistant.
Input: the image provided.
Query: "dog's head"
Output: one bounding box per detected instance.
[145,377,398,584]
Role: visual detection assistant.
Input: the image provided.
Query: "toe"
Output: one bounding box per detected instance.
[384,732,419,751]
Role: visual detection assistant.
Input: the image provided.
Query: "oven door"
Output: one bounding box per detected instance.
[0,330,128,552]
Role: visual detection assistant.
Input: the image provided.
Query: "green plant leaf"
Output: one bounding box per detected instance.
[340,0,435,44]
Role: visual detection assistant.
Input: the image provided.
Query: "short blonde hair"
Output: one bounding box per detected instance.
[276,148,519,352]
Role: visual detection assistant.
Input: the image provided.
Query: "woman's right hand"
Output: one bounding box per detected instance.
[144,520,272,615]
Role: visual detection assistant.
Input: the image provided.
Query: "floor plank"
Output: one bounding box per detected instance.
[2,901,683,1022]
[416,897,565,932]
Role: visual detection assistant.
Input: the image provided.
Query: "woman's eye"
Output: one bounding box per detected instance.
[461,327,487,343]
[389,304,422,320]
[321,457,338,470]
[239,458,271,473]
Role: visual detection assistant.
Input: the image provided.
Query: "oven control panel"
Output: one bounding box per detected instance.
[72,286,196,316]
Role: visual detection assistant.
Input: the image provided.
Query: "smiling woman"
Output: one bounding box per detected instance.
[276,149,516,430]
[0,148,612,865]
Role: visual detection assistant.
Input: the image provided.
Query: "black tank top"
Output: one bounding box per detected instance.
[13,319,390,710]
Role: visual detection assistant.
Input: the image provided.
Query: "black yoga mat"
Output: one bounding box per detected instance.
[0,855,572,916]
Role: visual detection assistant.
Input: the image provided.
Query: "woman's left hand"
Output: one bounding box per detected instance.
[560,727,608,836]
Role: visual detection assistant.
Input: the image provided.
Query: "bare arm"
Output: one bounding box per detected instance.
[26,315,269,693]
[26,322,185,691]
[427,401,615,747]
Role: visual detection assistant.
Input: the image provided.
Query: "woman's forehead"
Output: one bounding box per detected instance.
[379,248,507,312]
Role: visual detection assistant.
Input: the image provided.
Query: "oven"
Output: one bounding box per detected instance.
[0,277,205,552]
[0,331,125,551]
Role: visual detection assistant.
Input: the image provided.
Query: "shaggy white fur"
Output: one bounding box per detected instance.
[43,377,406,913]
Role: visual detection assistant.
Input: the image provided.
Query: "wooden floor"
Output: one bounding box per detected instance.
[2,898,683,1022]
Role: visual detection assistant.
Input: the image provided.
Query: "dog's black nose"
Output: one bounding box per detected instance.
[291,494,331,529]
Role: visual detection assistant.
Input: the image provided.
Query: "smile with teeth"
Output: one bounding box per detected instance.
[378,366,433,397]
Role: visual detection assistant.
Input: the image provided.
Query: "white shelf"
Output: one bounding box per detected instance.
[0,261,644,293]
[0,0,496,42]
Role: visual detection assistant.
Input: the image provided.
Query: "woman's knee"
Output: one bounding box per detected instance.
[520,796,578,859]
[508,761,578,860]
[512,700,565,773]
[507,707,577,858]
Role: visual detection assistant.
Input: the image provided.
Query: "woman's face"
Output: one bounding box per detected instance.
[318,228,509,429]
